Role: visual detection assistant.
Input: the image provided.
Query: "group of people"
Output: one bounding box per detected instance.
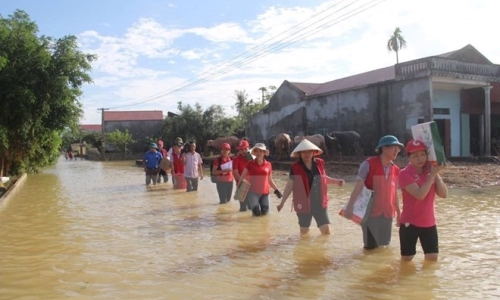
[142,137,204,192]
[144,134,449,262]
[341,135,448,261]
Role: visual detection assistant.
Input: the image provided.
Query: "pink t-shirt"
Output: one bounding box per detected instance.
[398,164,437,227]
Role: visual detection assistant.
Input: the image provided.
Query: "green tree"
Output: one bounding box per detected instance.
[259,85,277,102]
[232,89,269,132]
[387,27,407,64]
[106,129,135,153]
[160,102,230,149]
[0,10,96,175]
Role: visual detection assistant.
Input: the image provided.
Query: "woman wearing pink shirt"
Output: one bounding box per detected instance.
[398,139,448,262]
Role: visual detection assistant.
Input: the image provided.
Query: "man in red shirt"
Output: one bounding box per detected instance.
[232,139,252,211]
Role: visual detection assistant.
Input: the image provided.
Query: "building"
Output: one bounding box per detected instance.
[79,124,102,132]
[103,110,164,153]
[245,44,500,157]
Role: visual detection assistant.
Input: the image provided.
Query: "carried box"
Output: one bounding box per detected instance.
[411,121,446,166]
[339,186,374,225]
[234,180,251,202]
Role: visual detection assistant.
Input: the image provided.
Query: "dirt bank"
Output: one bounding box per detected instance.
[270,159,500,189]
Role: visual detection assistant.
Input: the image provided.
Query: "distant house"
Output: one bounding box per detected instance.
[80,124,102,132]
[103,110,164,153]
[246,44,500,157]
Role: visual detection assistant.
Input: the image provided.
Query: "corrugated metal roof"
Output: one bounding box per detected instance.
[80,124,102,132]
[288,82,322,95]
[288,44,490,98]
[103,110,164,122]
[436,44,491,64]
[290,66,395,97]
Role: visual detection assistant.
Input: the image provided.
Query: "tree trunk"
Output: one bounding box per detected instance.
[0,155,3,177]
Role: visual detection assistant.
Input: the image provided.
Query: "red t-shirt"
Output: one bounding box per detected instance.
[244,159,272,194]
[212,156,233,182]
[232,154,250,180]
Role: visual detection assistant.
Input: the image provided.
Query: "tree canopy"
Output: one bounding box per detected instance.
[159,87,275,150]
[0,10,96,175]
[387,27,407,64]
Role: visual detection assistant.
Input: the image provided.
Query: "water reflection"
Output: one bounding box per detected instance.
[0,158,499,299]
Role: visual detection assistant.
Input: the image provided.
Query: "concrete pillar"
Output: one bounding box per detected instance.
[484,86,492,156]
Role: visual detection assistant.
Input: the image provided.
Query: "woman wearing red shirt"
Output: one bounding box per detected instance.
[238,143,282,216]
[212,143,234,204]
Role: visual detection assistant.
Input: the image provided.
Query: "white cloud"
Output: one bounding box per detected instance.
[79,0,500,125]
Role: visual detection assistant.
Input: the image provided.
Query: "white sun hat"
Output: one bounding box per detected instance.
[250,143,269,156]
[290,139,323,158]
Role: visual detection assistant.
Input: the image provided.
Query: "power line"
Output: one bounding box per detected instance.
[108,0,385,110]
[110,0,351,108]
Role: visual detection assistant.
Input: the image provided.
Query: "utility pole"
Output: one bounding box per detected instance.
[97,108,109,160]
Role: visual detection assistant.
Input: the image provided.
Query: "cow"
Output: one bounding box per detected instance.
[206,136,240,153]
[293,134,328,157]
[274,133,292,160]
[266,135,276,159]
[325,131,363,161]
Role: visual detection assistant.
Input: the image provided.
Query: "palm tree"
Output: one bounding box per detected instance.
[258,87,267,104]
[387,27,407,64]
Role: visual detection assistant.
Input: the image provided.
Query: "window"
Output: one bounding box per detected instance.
[433,108,450,115]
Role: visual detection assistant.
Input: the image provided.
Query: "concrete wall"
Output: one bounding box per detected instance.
[399,78,433,141]
[246,78,432,155]
[245,81,306,143]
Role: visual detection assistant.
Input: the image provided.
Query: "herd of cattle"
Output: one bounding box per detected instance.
[206,131,364,161]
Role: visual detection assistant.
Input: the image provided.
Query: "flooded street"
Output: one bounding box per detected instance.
[0,157,499,299]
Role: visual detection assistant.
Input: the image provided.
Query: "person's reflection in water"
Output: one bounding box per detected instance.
[345,255,439,299]
[234,215,271,256]
[284,237,333,298]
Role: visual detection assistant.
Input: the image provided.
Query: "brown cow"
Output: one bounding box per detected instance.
[293,134,328,156]
[274,133,292,160]
[206,136,240,152]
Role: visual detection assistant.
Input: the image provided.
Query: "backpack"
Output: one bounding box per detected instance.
[210,157,222,183]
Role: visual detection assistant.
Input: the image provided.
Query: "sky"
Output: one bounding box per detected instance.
[1,0,499,125]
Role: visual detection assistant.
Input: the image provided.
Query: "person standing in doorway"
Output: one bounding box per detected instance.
[398,139,448,262]
[142,142,163,188]
[183,141,204,192]
[344,135,402,250]
[232,139,252,211]
[277,139,345,235]
[238,143,282,216]
[212,143,233,204]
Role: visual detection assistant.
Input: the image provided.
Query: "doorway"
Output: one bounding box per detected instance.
[434,119,451,157]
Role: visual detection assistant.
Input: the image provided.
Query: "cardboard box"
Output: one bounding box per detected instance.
[411,121,446,166]
[234,180,251,202]
[339,186,374,225]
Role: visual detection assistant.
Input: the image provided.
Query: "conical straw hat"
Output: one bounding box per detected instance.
[290,139,322,158]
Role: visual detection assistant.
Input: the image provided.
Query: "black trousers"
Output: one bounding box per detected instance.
[157,169,169,183]
[185,177,199,192]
